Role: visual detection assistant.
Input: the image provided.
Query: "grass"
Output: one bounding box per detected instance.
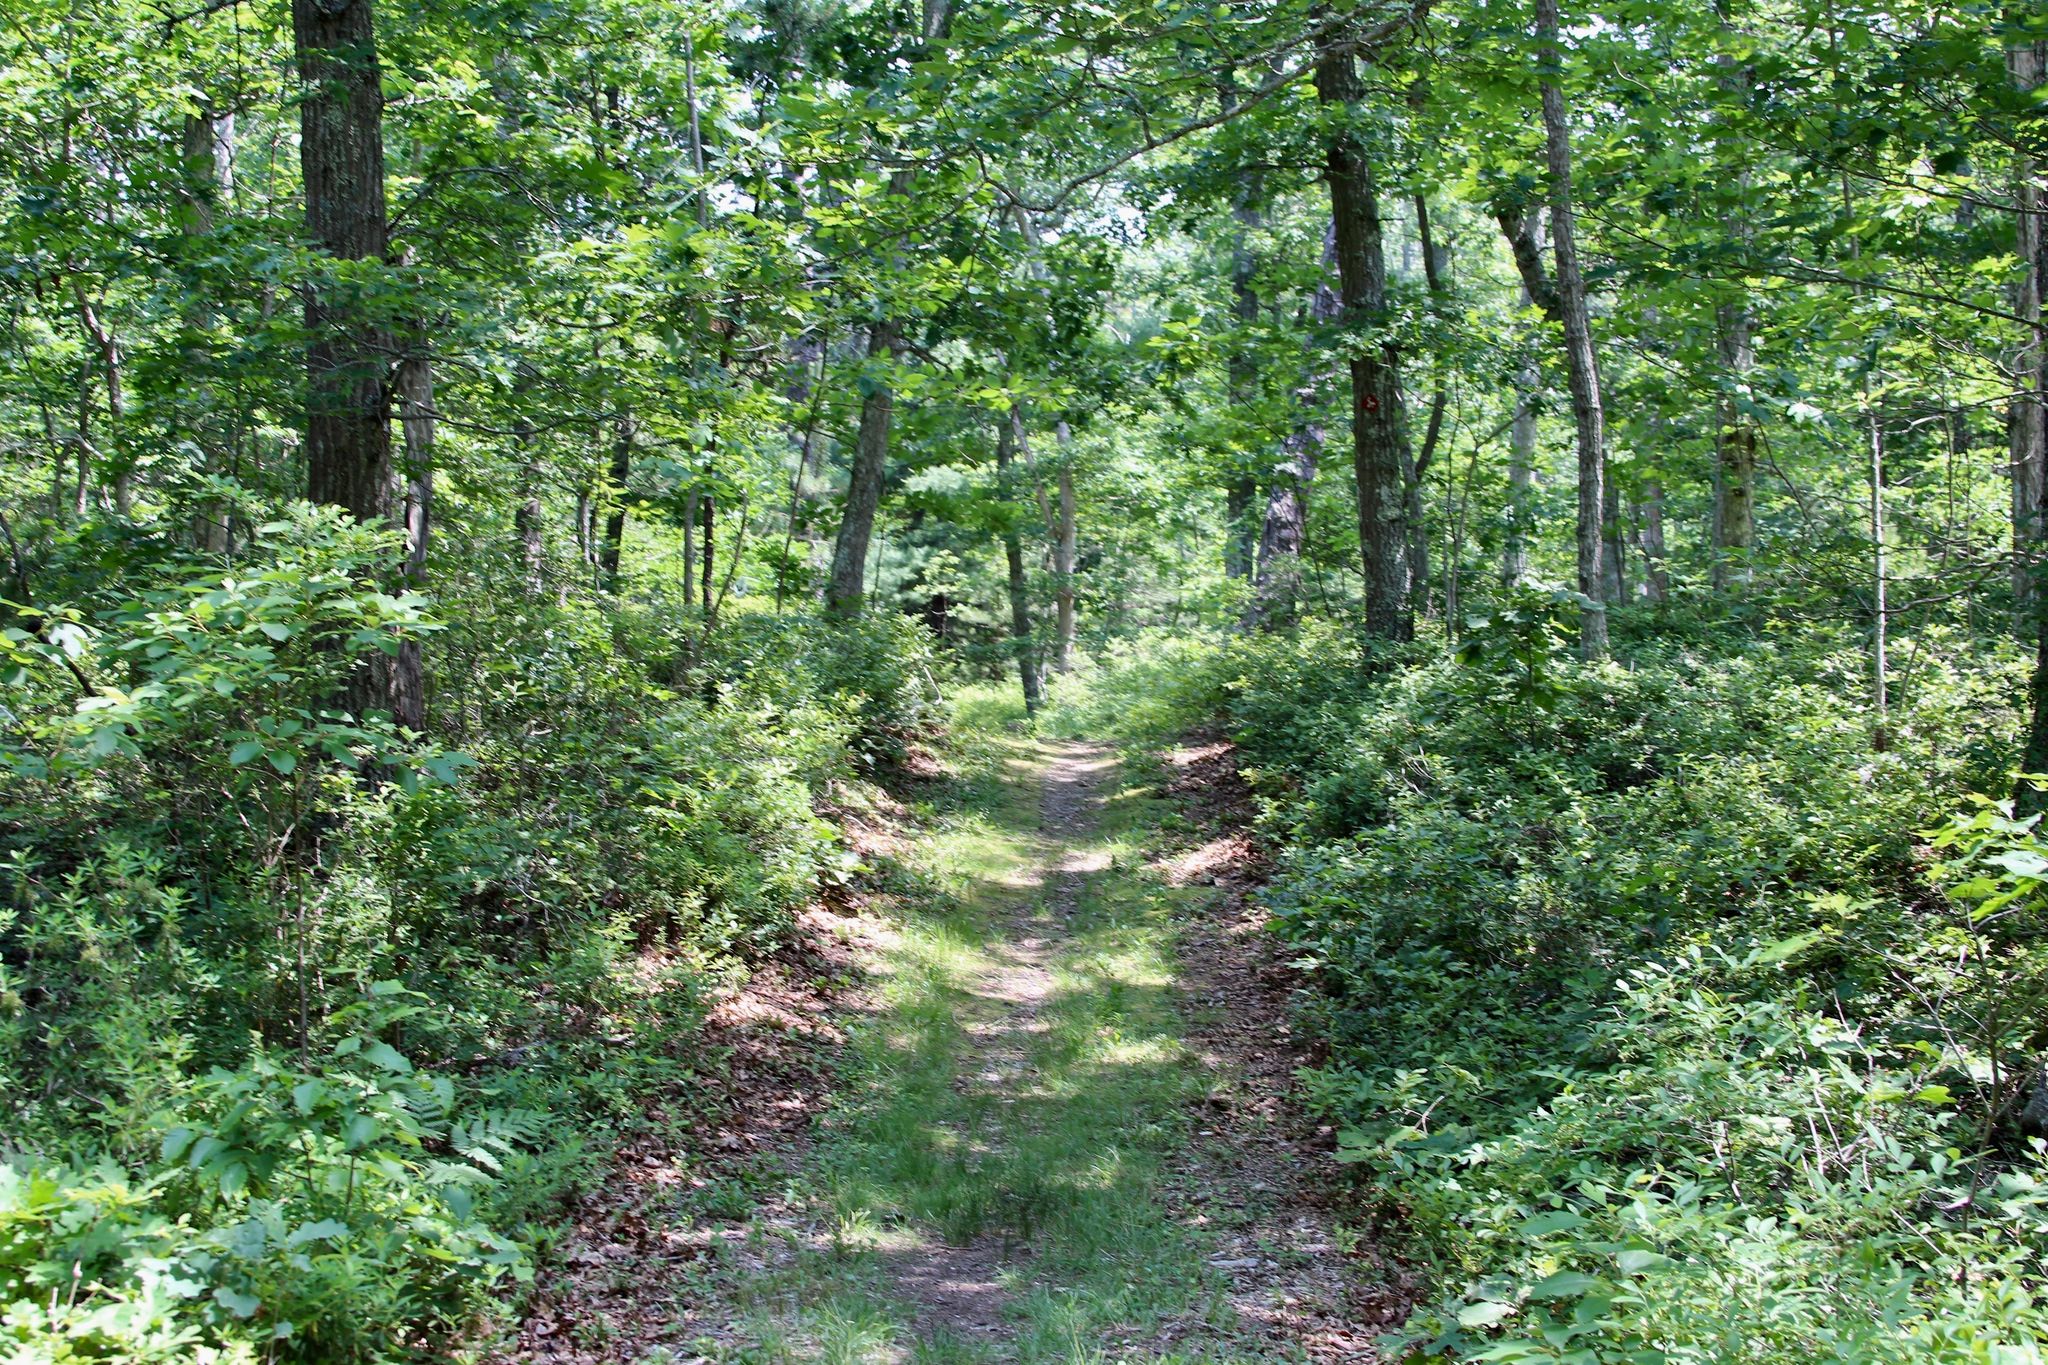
[694,683,1297,1363]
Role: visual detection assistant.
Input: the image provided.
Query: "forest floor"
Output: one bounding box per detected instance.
[496,723,1408,1364]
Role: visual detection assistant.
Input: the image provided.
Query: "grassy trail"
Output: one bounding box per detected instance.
[694,725,1354,1364]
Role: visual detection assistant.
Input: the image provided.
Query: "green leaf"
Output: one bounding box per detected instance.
[213,1286,261,1318]
[1518,1210,1586,1237]
[363,1040,413,1074]
[1458,1300,1518,1329]
[286,1219,349,1248]
[1616,1249,1674,1274]
[230,740,264,766]
[1527,1270,1602,1300]
[1751,931,1821,965]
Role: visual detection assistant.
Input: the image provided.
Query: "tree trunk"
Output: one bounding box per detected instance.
[1870,387,1890,752]
[1603,470,1626,602]
[1316,44,1412,642]
[181,108,235,551]
[1225,479,1257,579]
[995,411,1042,713]
[1533,0,1609,657]
[823,0,948,616]
[701,491,717,624]
[2012,33,2046,630]
[1504,345,1538,583]
[1222,84,1263,582]
[386,337,432,731]
[682,488,698,610]
[1407,193,1450,611]
[1504,219,1541,588]
[601,414,633,587]
[395,351,433,585]
[827,317,899,613]
[1052,421,1078,673]
[294,0,393,526]
[1247,245,1341,631]
[72,291,127,516]
[1636,479,1668,602]
[515,420,544,596]
[1714,301,1759,586]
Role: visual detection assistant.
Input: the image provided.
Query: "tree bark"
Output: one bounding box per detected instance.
[1714,300,1759,586]
[294,0,394,526]
[1247,241,1341,631]
[1052,421,1078,672]
[181,108,235,551]
[701,491,717,623]
[515,419,544,596]
[828,317,898,613]
[601,413,634,587]
[1225,479,1257,579]
[1636,479,1668,602]
[72,291,128,517]
[824,0,948,615]
[1222,77,1263,582]
[1504,351,1538,583]
[386,334,432,731]
[995,411,1043,713]
[1315,43,1413,642]
[1503,215,1542,588]
[1407,193,1451,610]
[682,487,698,610]
[2011,32,2046,630]
[1533,0,1609,657]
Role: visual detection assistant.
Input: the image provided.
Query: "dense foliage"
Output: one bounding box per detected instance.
[6,0,2048,1355]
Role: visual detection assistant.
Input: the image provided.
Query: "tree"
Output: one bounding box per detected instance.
[1316,36,1414,642]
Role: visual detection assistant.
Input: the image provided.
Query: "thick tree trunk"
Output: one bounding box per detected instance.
[995,411,1042,713]
[294,0,393,526]
[1533,0,1609,657]
[1316,45,1412,642]
[1714,301,1759,586]
[827,317,899,613]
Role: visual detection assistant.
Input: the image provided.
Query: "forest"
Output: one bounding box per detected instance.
[4,0,2048,1359]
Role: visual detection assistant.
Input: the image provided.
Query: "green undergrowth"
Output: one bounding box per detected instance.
[0,512,945,1363]
[1058,619,2048,1363]
[697,685,1307,1363]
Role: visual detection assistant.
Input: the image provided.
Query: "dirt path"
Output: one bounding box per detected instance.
[652,728,1395,1363]
[866,741,1117,1344]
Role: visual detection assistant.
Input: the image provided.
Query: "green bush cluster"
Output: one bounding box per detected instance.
[1254,627,2048,1359]
[0,509,943,1361]
[1087,613,2048,1360]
